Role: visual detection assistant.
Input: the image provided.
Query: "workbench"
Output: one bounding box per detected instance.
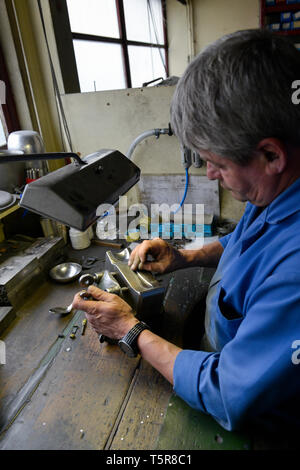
[0,242,295,451]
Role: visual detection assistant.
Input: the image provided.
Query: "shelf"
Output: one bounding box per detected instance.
[265,4,300,14]
[261,1,300,35]
[0,203,20,220]
[276,28,300,35]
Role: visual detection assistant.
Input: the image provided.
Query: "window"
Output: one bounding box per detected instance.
[50,0,168,93]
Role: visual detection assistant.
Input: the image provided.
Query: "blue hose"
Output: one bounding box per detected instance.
[174,168,189,214]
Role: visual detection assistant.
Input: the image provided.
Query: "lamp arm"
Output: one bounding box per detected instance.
[0,153,87,166]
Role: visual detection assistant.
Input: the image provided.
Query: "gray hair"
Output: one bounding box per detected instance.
[170,29,300,165]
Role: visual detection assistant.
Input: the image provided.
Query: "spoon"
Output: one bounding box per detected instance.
[49,303,74,315]
[49,291,94,315]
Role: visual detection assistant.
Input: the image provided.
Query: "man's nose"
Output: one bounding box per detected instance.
[206,162,221,180]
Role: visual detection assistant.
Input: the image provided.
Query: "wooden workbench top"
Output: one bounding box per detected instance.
[1,242,268,451]
[0,243,174,450]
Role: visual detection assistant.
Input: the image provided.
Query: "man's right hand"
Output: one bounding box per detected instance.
[128,238,186,274]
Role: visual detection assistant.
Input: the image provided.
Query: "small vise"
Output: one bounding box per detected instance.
[78,248,166,343]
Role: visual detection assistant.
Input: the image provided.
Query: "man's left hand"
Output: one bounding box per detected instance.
[72,285,138,339]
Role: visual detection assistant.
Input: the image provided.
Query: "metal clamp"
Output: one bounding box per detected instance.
[78,248,166,344]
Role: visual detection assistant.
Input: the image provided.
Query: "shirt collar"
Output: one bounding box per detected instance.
[264,176,300,224]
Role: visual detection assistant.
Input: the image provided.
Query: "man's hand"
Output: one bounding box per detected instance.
[128,238,186,273]
[72,286,138,339]
[73,285,182,387]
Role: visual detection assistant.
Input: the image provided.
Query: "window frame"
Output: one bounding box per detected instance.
[50,0,169,93]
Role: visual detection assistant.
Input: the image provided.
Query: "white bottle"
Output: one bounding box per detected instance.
[88,225,94,240]
[69,228,91,250]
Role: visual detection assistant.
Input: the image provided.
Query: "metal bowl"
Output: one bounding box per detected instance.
[7,130,45,154]
[49,262,82,283]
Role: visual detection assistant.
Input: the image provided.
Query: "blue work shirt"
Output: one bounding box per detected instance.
[173,177,300,431]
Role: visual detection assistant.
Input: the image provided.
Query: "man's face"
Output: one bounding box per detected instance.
[199,150,274,206]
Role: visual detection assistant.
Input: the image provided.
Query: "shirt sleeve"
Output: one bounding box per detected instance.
[173,272,300,431]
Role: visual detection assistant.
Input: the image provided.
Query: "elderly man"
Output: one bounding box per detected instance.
[72,29,300,432]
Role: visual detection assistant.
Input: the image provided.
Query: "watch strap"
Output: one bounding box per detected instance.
[118,321,150,356]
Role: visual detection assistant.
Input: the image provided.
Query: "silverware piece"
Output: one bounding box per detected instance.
[49,303,74,315]
[49,262,82,283]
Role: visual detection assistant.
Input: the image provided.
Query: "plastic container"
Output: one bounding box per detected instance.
[40,218,57,238]
[293,10,300,20]
[282,21,291,30]
[88,225,94,240]
[269,23,281,31]
[69,228,91,250]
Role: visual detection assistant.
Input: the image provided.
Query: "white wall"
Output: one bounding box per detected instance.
[194,0,260,53]
[166,0,189,77]
[61,86,178,166]
[167,0,260,76]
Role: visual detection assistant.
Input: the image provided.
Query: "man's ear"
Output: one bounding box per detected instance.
[256,138,287,175]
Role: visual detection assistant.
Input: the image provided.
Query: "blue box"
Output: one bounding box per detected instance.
[266,0,275,5]
[281,12,292,22]
[287,0,297,4]
[282,21,291,30]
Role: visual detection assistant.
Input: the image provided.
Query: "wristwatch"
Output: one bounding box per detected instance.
[118,321,150,357]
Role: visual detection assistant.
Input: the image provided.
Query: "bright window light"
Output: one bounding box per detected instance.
[129,45,166,88]
[73,40,126,92]
[67,0,120,38]
[124,0,164,44]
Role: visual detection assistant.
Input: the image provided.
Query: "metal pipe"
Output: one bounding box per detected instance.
[126,128,172,160]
